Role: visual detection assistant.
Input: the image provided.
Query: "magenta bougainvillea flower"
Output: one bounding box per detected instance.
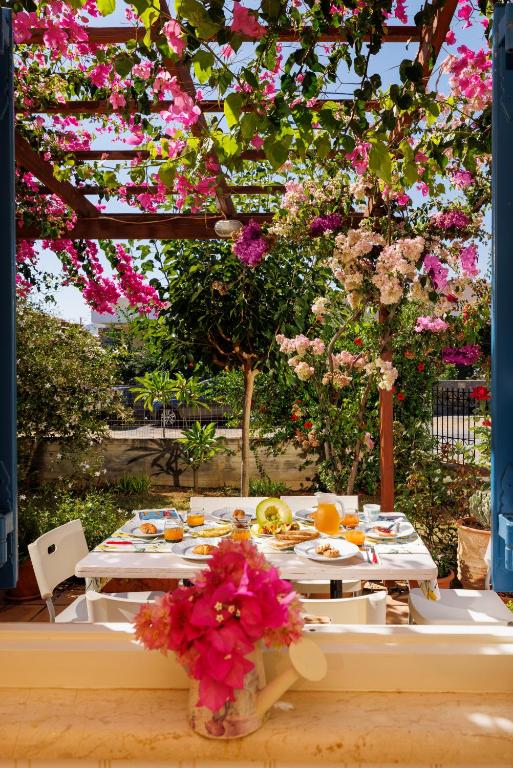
[309,213,343,236]
[232,220,269,267]
[134,539,304,713]
[442,344,481,366]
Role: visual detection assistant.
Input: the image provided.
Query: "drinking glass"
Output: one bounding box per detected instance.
[341,510,359,529]
[231,518,251,541]
[164,513,184,542]
[345,526,366,547]
[363,503,380,523]
[187,509,205,527]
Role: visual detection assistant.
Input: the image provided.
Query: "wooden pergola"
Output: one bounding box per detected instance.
[15,0,457,241]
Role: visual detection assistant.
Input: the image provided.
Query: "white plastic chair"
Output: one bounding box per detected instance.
[190,496,267,513]
[282,495,361,596]
[86,590,164,622]
[408,540,513,625]
[300,592,386,625]
[28,520,158,623]
[409,589,513,625]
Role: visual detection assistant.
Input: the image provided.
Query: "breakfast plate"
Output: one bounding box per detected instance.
[365,521,415,541]
[188,523,232,538]
[120,519,165,539]
[294,537,360,562]
[212,507,255,522]
[294,508,317,523]
[172,537,222,560]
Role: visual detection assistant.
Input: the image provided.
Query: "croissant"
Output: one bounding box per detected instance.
[139,522,157,534]
[192,544,216,555]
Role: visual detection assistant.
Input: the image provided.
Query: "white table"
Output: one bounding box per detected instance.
[75,538,437,587]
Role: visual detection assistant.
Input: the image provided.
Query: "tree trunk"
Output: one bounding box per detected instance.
[162,403,166,439]
[241,366,257,496]
[192,467,198,493]
[379,307,394,512]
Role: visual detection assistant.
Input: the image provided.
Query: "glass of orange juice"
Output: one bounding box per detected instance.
[342,510,360,529]
[164,514,184,542]
[187,510,205,527]
[345,527,366,547]
[315,502,342,535]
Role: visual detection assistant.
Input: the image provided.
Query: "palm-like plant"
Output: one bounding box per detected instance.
[131,371,177,438]
[178,422,227,492]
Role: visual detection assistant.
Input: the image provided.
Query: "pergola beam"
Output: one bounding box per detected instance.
[36,183,285,195]
[15,132,98,216]
[24,25,421,45]
[21,97,357,116]
[17,211,363,240]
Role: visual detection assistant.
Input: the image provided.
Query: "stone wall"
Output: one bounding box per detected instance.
[37,438,317,490]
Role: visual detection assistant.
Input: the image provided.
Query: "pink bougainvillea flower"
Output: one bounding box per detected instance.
[163,19,186,57]
[109,91,126,110]
[231,3,267,39]
[445,30,456,45]
[414,316,449,333]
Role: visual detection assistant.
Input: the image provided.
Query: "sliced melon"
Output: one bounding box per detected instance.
[256,498,292,528]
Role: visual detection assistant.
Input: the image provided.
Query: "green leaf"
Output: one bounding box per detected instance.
[114,52,134,78]
[261,0,281,20]
[369,141,392,183]
[193,50,214,84]
[263,135,291,169]
[224,92,243,128]
[402,160,418,187]
[96,0,115,15]
[158,162,176,189]
[239,112,259,140]
[176,0,220,39]
[131,0,160,44]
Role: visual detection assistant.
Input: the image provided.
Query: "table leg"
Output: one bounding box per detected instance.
[330,580,343,598]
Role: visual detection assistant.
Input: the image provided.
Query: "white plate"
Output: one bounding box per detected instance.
[212,506,255,522]
[377,513,405,521]
[294,537,360,562]
[120,519,166,539]
[294,508,317,523]
[172,537,222,560]
[365,521,415,541]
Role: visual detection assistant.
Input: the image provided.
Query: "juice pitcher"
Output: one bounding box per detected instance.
[314,493,343,535]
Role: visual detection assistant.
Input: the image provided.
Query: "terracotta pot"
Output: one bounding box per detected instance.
[6,559,40,602]
[456,519,491,589]
[409,570,455,590]
[188,649,267,739]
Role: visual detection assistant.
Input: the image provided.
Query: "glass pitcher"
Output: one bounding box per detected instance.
[314,493,343,535]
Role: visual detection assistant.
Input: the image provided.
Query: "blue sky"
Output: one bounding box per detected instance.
[33,4,489,322]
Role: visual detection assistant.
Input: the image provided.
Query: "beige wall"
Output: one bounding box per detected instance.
[37,438,317,490]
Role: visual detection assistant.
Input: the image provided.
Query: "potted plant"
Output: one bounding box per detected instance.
[134,539,304,738]
[435,551,456,590]
[178,421,228,492]
[456,488,491,589]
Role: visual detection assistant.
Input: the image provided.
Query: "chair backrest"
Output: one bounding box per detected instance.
[86,590,161,622]
[300,591,387,625]
[190,497,267,513]
[281,495,359,513]
[28,519,89,600]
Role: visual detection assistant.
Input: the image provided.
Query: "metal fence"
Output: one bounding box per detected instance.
[431,381,489,463]
[108,385,234,438]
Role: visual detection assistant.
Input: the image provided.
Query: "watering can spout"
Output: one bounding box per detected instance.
[255,637,327,720]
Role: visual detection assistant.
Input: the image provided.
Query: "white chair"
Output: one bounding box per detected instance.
[282,495,361,596]
[300,592,386,625]
[85,590,164,622]
[28,520,158,623]
[409,589,513,625]
[190,496,267,513]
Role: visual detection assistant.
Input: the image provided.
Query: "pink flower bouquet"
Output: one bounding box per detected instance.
[134,539,303,713]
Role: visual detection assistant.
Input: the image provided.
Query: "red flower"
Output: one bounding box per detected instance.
[470,385,490,401]
[354,337,363,346]
[417,363,425,372]
[482,419,492,427]
[404,350,415,359]
[303,420,313,429]
[290,413,299,421]
[397,391,405,401]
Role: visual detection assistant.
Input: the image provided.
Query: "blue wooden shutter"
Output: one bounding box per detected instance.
[0,8,17,589]
[492,3,513,591]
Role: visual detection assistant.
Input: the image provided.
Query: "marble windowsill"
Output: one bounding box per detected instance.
[1,687,513,765]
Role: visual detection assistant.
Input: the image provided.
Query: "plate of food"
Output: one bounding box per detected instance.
[365,521,415,541]
[269,529,320,551]
[294,508,317,524]
[120,520,165,539]
[294,537,360,562]
[189,523,232,538]
[212,507,255,523]
[172,538,221,560]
